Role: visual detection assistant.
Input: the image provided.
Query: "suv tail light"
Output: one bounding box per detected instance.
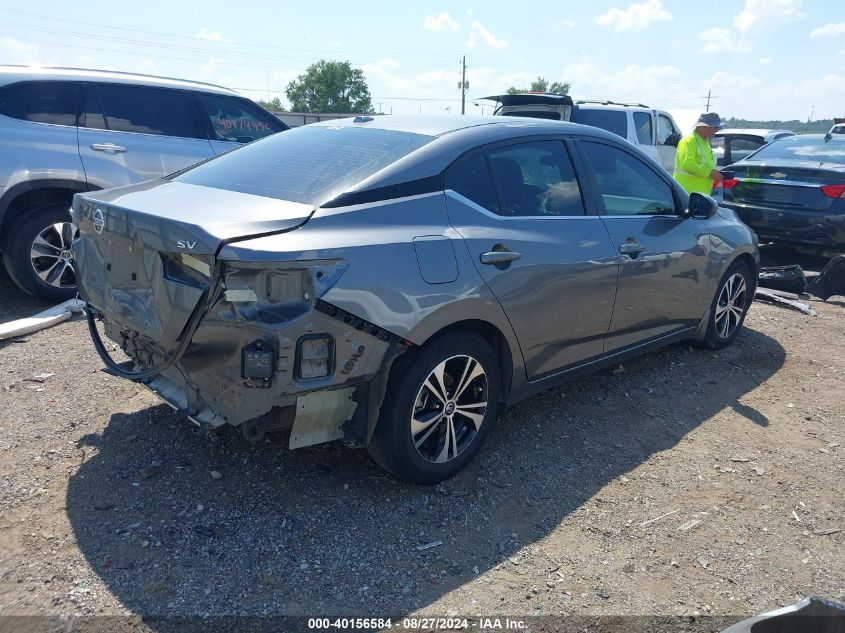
[821,184,845,198]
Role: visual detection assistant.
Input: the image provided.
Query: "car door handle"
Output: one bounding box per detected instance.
[90,143,127,153]
[480,250,522,265]
[619,242,646,255]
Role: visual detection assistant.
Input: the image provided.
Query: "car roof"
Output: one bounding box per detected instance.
[303,115,630,196]
[0,65,239,96]
[308,114,610,140]
[716,128,794,138]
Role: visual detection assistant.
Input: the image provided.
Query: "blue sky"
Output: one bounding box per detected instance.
[1,0,843,127]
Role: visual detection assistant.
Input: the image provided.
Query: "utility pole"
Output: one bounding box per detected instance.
[458,56,469,115]
[704,90,715,112]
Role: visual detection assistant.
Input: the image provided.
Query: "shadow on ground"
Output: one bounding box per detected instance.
[65,327,785,624]
[0,262,50,322]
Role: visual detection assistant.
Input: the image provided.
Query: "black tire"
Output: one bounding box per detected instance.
[697,260,753,350]
[3,203,77,302]
[368,332,501,485]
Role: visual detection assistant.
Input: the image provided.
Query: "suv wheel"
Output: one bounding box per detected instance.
[368,332,500,484]
[3,203,78,302]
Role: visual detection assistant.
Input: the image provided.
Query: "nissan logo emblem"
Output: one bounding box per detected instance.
[93,208,105,235]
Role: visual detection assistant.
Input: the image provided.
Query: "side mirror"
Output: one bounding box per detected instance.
[662,132,681,147]
[683,192,718,219]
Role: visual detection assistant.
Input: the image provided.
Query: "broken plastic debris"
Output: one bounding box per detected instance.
[0,299,85,340]
[416,540,443,551]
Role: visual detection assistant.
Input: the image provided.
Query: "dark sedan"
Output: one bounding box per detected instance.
[719,134,845,254]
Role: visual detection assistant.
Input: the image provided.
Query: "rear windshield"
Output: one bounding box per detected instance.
[746,136,845,165]
[173,124,431,205]
[570,108,627,138]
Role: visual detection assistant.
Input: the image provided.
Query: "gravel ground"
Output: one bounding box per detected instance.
[0,262,843,631]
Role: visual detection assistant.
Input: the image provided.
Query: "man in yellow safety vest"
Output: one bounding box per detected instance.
[673,112,725,195]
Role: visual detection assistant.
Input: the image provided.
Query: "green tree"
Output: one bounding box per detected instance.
[256,97,284,112]
[286,60,373,113]
[506,76,571,96]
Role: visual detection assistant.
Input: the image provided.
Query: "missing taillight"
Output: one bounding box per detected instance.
[296,335,334,380]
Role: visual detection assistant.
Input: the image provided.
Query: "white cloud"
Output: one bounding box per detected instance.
[698,27,748,53]
[554,59,845,120]
[0,36,40,63]
[759,56,773,64]
[734,0,803,34]
[423,12,461,31]
[562,61,684,101]
[136,59,161,76]
[595,0,672,33]
[810,22,845,37]
[464,21,509,49]
[698,0,803,54]
[561,19,576,28]
[195,27,235,44]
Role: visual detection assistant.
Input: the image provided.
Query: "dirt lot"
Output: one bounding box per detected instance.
[0,263,843,631]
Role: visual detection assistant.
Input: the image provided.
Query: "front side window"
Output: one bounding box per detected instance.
[197,93,281,143]
[580,141,675,216]
[0,81,79,126]
[96,84,198,138]
[633,112,653,145]
[486,141,585,217]
[444,152,500,214]
[657,114,677,145]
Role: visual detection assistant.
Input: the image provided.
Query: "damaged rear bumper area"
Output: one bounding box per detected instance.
[83,258,404,448]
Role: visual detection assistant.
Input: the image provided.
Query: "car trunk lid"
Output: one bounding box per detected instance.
[73,180,314,348]
[726,161,845,211]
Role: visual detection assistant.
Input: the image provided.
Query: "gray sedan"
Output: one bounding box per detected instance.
[72,116,758,484]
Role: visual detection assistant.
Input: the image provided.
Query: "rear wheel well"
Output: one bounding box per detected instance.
[1,187,80,245]
[418,319,514,405]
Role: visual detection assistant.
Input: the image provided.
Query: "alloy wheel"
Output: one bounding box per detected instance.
[714,272,747,339]
[411,354,488,464]
[30,221,78,289]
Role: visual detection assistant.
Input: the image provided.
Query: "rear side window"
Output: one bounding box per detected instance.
[730,137,765,162]
[196,93,281,142]
[0,81,79,126]
[445,153,500,213]
[96,84,198,138]
[633,112,653,145]
[571,108,627,138]
[746,136,845,165]
[487,141,585,217]
[580,141,675,216]
[174,125,431,205]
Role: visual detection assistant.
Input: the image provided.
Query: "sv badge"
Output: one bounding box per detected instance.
[177,240,198,250]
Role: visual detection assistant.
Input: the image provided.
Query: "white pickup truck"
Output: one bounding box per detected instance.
[485,93,682,171]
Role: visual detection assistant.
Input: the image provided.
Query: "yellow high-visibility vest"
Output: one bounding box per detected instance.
[673,131,715,195]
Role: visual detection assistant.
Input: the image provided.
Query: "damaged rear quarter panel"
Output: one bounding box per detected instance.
[219,193,521,346]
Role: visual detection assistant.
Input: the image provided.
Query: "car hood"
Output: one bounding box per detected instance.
[75,179,316,256]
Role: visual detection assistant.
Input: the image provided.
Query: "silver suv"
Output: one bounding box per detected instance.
[0,66,288,301]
